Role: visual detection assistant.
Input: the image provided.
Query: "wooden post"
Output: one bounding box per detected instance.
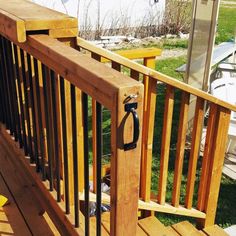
[110,84,144,235]
[197,106,231,228]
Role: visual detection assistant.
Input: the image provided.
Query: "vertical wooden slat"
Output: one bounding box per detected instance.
[197,103,218,211]
[111,61,121,71]
[76,87,84,192]
[172,92,190,207]
[197,106,231,228]
[56,37,79,205]
[91,52,102,193]
[51,71,62,201]
[158,85,175,205]
[64,80,74,205]
[110,84,144,236]
[140,57,156,202]
[71,84,79,227]
[59,76,70,213]
[130,69,140,81]
[92,98,97,193]
[140,77,157,202]
[185,97,205,209]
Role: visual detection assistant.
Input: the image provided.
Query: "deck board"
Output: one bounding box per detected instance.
[0,134,58,235]
[0,173,31,235]
[0,0,78,42]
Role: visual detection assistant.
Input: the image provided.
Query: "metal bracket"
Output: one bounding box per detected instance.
[124,102,140,151]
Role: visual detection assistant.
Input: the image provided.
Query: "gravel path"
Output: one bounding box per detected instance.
[159,48,187,59]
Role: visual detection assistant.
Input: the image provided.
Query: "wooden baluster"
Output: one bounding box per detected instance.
[197,103,217,211]
[111,61,121,72]
[91,52,102,193]
[185,97,205,209]
[172,92,190,207]
[158,85,175,205]
[76,87,85,193]
[197,106,231,228]
[140,77,157,202]
[130,69,139,81]
[140,57,156,202]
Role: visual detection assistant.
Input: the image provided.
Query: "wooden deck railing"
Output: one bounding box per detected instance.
[0,30,144,235]
[1,1,236,235]
[76,37,236,228]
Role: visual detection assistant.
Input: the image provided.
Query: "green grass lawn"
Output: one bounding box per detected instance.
[97,55,236,227]
[152,57,236,228]
[156,56,186,80]
[216,7,236,43]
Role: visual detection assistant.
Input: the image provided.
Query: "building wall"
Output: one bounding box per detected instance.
[32,0,165,31]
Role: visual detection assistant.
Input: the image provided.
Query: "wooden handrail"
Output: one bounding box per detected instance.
[15,34,141,110]
[77,37,236,112]
[100,47,162,63]
[77,37,234,229]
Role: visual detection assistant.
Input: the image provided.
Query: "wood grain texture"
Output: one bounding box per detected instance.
[140,77,157,202]
[138,216,176,236]
[15,34,141,110]
[158,85,174,205]
[110,84,144,235]
[0,9,26,42]
[77,37,236,112]
[198,107,231,228]
[0,124,84,235]
[172,92,190,207]
[197,104,218,211]
[0,174,31,235]
[185,97,205,209]
[202,225,229,236]
[172,221,203,236]
[91,52,102,194]
[0,0,77,30]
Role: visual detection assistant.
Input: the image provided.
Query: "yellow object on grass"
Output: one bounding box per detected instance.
[0,195,8,207]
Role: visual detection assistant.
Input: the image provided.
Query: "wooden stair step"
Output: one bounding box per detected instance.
[202,225,229,236]
[90,212,147,235]
[171,221,204,236]
[138,216,176,236]
[166,226,181,235]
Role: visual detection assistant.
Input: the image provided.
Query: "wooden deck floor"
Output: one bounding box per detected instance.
[0,133,59,236]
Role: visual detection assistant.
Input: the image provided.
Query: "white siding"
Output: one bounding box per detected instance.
[32,0,165,30]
